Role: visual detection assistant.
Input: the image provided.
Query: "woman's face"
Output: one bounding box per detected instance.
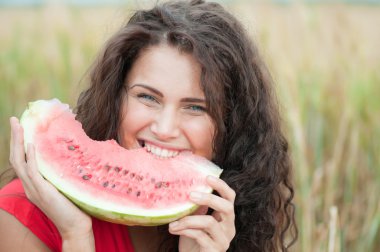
[119,44,215,160]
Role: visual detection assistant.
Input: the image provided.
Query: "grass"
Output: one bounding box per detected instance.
[240,4,380,251]
[0,2,379,251]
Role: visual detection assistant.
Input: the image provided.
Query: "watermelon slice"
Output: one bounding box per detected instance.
[20,99,223,226]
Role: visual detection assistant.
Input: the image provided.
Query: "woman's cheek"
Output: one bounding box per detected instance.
[182,117,215,159]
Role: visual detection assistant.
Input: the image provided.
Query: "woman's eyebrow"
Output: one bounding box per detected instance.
[180,97,206,103]
[129,83,206,103]
[129,84,163,97]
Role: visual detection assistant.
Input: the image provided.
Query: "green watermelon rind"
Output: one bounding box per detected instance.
[33,150,207,226]
[20,99,222,226]
[66,194,200,226]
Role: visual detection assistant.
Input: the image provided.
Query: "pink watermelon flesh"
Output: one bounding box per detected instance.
[20,99,223,226]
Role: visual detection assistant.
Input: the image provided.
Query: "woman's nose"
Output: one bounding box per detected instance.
[150,107,180,140]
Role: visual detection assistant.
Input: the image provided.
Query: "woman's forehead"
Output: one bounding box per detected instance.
[125,44,204,97]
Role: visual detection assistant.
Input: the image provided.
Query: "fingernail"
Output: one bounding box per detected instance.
[169,221,178,228]
[190,192,202,201]
[207,175,217,182]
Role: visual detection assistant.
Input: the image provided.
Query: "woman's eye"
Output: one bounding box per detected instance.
[186,105,206,113]
[137,93,157,103]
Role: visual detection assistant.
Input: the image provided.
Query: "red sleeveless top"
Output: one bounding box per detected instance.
[0,179,135,252]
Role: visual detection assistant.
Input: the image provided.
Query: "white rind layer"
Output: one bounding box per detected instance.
[20,99,223,226]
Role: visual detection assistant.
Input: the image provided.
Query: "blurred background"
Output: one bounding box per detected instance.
[0,0,379,251]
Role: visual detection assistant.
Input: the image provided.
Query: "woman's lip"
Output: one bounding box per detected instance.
[139,139,186,152]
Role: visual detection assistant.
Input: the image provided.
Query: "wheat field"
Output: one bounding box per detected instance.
[0,2,379,251]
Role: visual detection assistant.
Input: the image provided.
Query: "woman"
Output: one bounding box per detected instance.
[0,0,297,251]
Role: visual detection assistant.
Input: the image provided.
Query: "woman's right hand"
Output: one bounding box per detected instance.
[9,117,95,251]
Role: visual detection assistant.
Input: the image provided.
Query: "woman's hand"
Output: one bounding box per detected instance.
[169,176,236,252]
[9,117,95,251]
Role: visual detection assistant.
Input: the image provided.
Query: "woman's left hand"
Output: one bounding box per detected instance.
[169,176,236,252]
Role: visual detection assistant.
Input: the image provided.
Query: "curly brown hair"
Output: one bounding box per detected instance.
[75,0,297,251]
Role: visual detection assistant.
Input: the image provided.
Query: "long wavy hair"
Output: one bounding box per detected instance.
[0,0,294,251]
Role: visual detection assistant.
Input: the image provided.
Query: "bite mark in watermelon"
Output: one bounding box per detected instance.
[20,99,223,226]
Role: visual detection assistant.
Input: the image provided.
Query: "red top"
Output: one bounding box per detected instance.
[0,179,135,252]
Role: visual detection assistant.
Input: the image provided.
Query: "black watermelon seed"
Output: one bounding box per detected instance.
[103,181,109,187]
[82,174,92,180]
[130,173,135,178]
[155,182,162,189]
[136,191,141,197]
[68,145,76,150]
[114,167,121,172]
[111,184,116,188]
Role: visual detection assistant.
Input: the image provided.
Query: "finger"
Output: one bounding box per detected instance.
[9,117,26,171]
[9,117,32,195]
[9,117,15,162]
[9,117,18,164]
[11,120,40,198]
[26,144,44,188]
[189,191,234,222]
[169,215,224,241]
[169,228,217,250]
[25,144,60,205]
[207,176,236,202]
[17,143,42,202]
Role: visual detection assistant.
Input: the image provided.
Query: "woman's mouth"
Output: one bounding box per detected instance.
[138,140,179,158]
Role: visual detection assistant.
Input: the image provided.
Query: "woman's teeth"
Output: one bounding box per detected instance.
[144,143,179,158]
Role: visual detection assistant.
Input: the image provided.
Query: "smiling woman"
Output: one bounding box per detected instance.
[120,45,215,160]
[0,0,297,251]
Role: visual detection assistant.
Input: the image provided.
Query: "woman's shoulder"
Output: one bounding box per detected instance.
[0,208,51,251]
[0,178,62,251]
